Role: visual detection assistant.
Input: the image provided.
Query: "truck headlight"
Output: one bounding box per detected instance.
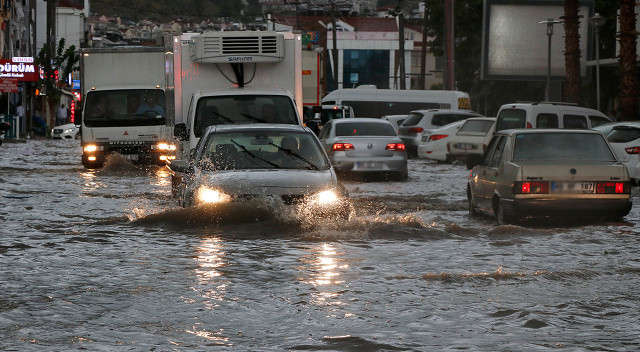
[83,144,104,152]
[153,142,177,151]
[196,186,231,204]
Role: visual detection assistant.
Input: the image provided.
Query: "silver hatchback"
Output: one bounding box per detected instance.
[318,118,408,180]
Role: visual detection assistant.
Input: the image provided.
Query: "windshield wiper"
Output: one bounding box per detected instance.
[240,113,268,123]
[268,142,319,170]
[230,139,281,169]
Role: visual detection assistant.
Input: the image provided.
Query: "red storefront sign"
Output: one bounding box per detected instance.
[0,59,39,81]
[0,78,19,92]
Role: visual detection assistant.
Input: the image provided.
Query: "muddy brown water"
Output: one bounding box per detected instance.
[1,140,639,351]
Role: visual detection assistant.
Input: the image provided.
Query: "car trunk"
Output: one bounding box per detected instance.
[336,137,400,157]
[518,162,627,182]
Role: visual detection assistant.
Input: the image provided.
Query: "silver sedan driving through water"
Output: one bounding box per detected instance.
[170,124,351,219]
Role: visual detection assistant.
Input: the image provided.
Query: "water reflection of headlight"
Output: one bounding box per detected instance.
[196,186,231,204]
[310,189,340,205]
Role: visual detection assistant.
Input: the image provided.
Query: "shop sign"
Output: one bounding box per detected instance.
[0,58,39,81]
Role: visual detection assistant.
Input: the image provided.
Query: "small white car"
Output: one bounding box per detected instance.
[446,117,497,167]
[51,123,80,139]
[604,122,640,183]
[467,129,632,224]
[417,119,466,162]
[381,114,408,133]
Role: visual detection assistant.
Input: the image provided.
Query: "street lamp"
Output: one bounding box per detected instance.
[590,13,606,111]
[539,18,562,102]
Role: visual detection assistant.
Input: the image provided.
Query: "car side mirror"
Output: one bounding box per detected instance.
[169,159,193,174]
[466,154,484,170]
[174,123,188,140]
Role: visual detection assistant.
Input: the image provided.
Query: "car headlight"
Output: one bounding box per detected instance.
[309,189,340,205]
[63,128,73,133]
[195,186,231,204]
[83,144,104,152]
[153,142,177,151]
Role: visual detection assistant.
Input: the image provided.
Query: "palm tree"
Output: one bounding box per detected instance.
[562,0,581,103]
[618,0,638,120]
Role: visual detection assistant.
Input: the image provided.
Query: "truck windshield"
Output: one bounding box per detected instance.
[83,89,166,127]
[513,133,616,161]
[194,95,299,137]
[197,130,330,171]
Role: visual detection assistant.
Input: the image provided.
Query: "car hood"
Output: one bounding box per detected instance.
[195,169,337,196]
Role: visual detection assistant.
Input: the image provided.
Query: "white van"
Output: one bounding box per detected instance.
[495,102,611,131]
[322,86,472,118]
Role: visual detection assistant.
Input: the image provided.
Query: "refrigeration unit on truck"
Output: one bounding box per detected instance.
[79,46,176,169]
[172,30,303,160]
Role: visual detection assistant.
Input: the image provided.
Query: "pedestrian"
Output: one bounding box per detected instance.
[56,104,68,126]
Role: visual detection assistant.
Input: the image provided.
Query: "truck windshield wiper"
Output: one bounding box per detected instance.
[230,139,281,169]
[240,113,268,123]
[268,142,319,170]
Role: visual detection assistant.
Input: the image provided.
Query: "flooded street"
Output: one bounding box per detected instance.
[2,139,640,351]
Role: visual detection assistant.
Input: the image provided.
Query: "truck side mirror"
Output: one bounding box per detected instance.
[174,123,188,140]
[169,159,193,174]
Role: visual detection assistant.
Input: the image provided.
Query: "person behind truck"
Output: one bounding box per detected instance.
[136,92,164,117]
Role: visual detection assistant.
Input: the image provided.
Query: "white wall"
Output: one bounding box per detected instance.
[35,1,85,54]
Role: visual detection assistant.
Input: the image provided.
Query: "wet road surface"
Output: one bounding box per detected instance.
[1,139,640,351]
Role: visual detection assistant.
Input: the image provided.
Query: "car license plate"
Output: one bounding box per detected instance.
[550,182,594,194]
[455,143,476,151]
[123,154,139,161]
[356,161,382,169]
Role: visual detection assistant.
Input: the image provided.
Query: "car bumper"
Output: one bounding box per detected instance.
[501,197,632,218]
[417,144,447,161]
[330,155,407,174]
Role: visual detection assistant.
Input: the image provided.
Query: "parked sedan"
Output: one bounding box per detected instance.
[417,119,466,162]
[604,122,640,183]
[318,118,408,180]
[446,117,496,167]
[170,124,351,218]
[467,129,632,224]
[51,123,80,139]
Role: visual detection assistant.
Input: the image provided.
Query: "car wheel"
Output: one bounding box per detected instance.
[467,187,478,217]
[494,198,516,225]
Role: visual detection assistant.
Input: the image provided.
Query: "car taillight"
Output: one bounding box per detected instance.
[526,122,532,128]
[332,143,354,151]
[514,181,549,194]
[408,127,424,133]
[625,146,640,154]
[596,182,630,194]
[386,143,405,151]
[428,134,448,142]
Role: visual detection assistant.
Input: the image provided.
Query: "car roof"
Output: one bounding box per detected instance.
[499,102,605,114]
[202,123,308,135]
[409,109,480,114]
[610,121,640,128]
[332,118,392,124]
[496,129,605,136]
[463,117,497,122]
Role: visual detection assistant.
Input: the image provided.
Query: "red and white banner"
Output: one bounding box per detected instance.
[0,58,39,81]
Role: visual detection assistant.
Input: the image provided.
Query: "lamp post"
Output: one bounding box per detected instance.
[539,18,562,102]
[589,13,606,111]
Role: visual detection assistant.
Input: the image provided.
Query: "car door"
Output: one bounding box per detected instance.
[483,136,509,203]
[471,135,501,210]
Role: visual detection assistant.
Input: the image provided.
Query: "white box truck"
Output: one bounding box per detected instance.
[79,45,177,169]
[171,30,303,160]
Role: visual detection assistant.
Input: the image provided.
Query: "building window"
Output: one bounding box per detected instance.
[342,49,390,89]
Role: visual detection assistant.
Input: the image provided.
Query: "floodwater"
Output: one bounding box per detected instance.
[1,139,639,351]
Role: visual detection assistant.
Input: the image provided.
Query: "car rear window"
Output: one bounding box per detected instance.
[335,122,397,136]
[563,115,588,129]
[608,126,640,143]
[402,113,423,126]
[496,109,526,131]
[458,120,494,134]
[513,133,615,161]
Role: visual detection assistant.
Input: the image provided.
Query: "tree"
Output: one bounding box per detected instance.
[618,0,638,120]
[35,39,80,131]
[562,0,581,103]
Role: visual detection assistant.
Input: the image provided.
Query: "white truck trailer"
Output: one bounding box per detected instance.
[79,45,176,169]
[172,31,303,160]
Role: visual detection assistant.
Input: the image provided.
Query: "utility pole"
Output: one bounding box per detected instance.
[396,0,406,89]
[444,0,454,90]
[330,0,338,89]
[46,0,56,51]
[419,3,428,90]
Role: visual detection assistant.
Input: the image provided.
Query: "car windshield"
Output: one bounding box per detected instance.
[335,122,397,136]
[83,89,166,127]
[607,126,640,143]
[496,108,525,131]
[194,95,298,137]
[197,130,330,170]
[513,133,616,161]
[458,120,494,134]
